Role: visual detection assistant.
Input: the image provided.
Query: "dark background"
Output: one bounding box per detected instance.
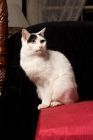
[79,0,93,21]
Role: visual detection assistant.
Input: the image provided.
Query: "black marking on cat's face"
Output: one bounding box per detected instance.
[27,34,37,43]
[40,40,46,43]
[38,33,43,37]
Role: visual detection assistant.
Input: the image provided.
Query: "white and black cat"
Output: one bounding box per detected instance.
[20,28,79,110]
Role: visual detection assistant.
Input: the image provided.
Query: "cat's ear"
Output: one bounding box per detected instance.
[22,29,30,41]
[39,28,46,36]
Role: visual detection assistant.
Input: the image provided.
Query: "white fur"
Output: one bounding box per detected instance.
[20,28,79,110]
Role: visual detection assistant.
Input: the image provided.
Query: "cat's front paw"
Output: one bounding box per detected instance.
[50,101,62,107]
[38,104,49,110]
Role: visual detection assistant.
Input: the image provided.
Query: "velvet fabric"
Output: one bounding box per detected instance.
[35,101,93,140]
[0,21,93,140]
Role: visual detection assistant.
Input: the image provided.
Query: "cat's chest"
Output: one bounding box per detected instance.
[22,58,52,84]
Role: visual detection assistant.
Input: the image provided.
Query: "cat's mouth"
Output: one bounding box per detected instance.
[36,50,42,52]
[36,49,44,53]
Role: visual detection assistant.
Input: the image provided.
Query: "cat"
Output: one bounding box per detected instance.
[20,27,79,110]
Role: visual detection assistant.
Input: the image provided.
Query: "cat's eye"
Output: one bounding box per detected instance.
[32,39,36,44]
[40,40,45,43]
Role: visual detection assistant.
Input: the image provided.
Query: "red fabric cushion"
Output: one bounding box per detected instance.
[35,101,93,140]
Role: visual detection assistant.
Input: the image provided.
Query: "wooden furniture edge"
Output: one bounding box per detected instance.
[0,0,8,94]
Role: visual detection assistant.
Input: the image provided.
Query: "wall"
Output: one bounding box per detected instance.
[6,0,24,36]
[27,0,39,25]
[6,0,22,8]
[7,0,39,26]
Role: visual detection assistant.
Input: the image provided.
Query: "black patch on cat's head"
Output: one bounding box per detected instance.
[27,34,37,43]
[38,33,43,37]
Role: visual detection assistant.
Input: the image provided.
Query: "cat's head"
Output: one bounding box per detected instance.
[21,28,47,56]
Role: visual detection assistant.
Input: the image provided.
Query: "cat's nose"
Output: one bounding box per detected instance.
[39,46,42,50]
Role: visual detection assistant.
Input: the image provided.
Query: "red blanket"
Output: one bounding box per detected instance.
[35,101,93,140]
